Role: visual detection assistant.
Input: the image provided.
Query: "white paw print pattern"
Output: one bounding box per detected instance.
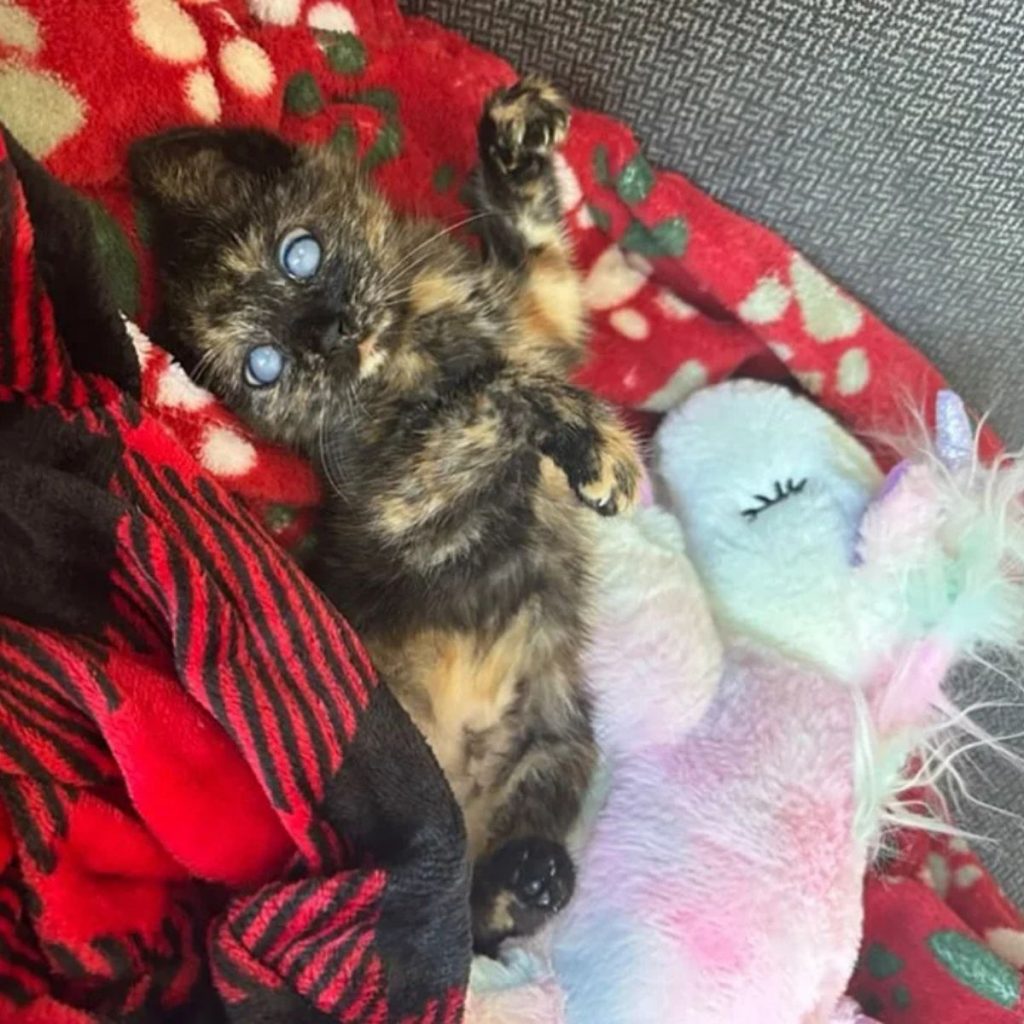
[247,0,358,33]
[128,0,278,122]
[654,288,697,321]
[737,253,871,398]
[738,273,791,325]
[125,318,155,368]
[552,153,582,212]
[582,242,709,404]
[155,359,215,411]
[609,307,649,341]
[0,3,86,157]
[789,254,863,343]
[219,37,275,99]
[130,317,262,481]
[737,254,863,343]
[583,248,650,344]
[583,246,648,311]
[836,347,870,396]
[200,424,258,477]
[248,0,302,23]
[641,360,707,412]
[184,68,220,122]
[307,2,358,32]
[988,928,1024,969]
[575,205,594,230]
[0,1,40,53]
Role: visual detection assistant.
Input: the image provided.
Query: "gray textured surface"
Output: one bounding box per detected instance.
[405,0,1024,896]
[405,0,1024,440]
[952,661,1024,903]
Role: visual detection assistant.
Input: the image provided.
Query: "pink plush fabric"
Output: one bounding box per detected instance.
[830,997,882,1024]
[468,505,866,1024]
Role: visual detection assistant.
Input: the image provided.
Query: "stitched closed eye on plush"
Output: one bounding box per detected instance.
[742,477,808,520]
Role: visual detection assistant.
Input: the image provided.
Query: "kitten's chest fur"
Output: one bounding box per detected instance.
[313,351,584,622]
[314,385,593,857]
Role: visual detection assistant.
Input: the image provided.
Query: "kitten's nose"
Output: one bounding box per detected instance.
[317,321,345,355]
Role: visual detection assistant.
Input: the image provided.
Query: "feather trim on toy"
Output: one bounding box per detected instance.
[852,391,1024,845]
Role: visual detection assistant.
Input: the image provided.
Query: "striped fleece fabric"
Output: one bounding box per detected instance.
[0,128,471,1022]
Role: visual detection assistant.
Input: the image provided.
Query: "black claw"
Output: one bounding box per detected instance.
[475,836,575,917]
[482,80,567,184]
[521,876,544,897]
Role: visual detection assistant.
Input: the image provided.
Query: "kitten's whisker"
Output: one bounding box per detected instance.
[345,381,370,423]
[379,251,475,311]
[318,385,371,498]
[318,414,346,498]
[379,211,494,290]
[383,242,472,288]
[189,349,222,388]
[385,211,488,272]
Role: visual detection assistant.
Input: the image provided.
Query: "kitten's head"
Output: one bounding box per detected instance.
[130,127,421,450]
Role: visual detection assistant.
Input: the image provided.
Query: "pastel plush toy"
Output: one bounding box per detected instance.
[467,380,1024,1024]
[467,486,724,1024]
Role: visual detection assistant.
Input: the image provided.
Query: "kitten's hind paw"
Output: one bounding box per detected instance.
[546,409,641,517]
[471,837,575,956]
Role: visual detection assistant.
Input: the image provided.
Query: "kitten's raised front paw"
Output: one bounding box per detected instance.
[480,77,570,185]
[471,837,575,956]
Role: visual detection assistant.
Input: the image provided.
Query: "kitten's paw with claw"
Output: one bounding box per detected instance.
[480,77,570,185]
[547,410,640,517]
[471,837,575,956]
[573,417,641,517]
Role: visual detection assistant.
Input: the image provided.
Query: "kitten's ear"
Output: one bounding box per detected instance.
[2,127,141,395]
[129,126,298,214]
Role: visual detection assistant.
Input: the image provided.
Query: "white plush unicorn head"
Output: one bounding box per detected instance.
[658,380,1024,841]
[656,379,882,681]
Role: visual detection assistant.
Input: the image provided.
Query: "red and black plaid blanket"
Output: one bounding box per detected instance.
[0,129,469,1023]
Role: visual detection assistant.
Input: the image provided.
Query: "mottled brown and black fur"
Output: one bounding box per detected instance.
[130,79,640,953]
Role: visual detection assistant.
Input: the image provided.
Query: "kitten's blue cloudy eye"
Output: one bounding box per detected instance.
[244,344,284,387]
[278,229,321,280]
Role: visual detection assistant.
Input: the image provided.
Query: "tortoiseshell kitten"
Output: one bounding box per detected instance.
[130,79,640,953]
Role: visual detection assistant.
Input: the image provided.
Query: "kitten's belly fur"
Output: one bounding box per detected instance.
[361,471,593,860]
[372,604,550,857]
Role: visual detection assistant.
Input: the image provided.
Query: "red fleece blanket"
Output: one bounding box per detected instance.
[0,1,1021,1022]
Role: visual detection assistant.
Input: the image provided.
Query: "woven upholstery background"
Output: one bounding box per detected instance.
[404,0,1024,897]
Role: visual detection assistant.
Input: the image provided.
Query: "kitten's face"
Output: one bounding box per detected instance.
[131,128,416,451]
